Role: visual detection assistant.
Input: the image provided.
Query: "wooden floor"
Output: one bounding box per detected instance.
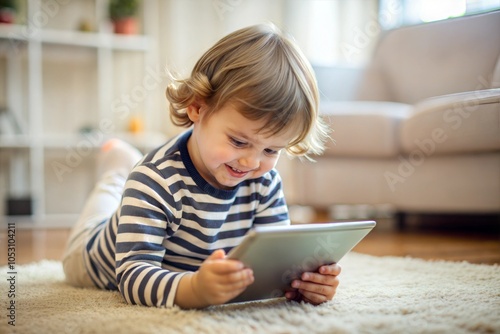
[1,214,499,266]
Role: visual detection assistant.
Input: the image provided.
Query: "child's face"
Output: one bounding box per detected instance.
[187,102,294,190]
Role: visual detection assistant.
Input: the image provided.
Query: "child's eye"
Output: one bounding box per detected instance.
[230,137,246,147]
[264,148,279,156]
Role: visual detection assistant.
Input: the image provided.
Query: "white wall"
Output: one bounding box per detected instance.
[151,0,379,135]
[157,0,285,77]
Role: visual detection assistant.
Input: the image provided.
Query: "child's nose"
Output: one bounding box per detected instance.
[239,154,260,170]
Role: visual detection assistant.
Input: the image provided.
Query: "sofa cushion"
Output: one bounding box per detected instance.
[356,11,500,104]
[388,153,500,212]
[320,101,412,158]
[400,89,500,155]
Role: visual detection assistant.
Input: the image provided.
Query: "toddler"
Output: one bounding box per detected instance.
[63,23,341,309]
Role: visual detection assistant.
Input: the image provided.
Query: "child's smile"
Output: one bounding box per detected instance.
[225,164,252,178]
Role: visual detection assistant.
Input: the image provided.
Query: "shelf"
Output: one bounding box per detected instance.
[0,132,167,150]
[0,134,31,148]
[42,132,167,150]
[0,24,151,51]
[0,213,80,229]
[0,1,158,222]
[0,23,28,42]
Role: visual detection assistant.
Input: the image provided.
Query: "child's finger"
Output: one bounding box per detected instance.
[293,276,338,298]
[208,259,247,274]
[297,290,327,305]
[207,249,226,260]
[319,263,341,276]
[225,268,254,287]
[300,272,340,288]
[292,280,331,295]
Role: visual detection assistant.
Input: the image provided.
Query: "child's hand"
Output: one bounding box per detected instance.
[190,249,254,306]
[285,263,341,305]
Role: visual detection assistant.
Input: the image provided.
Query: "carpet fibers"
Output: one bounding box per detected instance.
[1,253,499,334]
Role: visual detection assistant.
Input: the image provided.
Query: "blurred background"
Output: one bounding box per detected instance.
[0,0,499,227]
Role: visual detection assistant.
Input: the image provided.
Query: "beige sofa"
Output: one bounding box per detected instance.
[290,11,500,225]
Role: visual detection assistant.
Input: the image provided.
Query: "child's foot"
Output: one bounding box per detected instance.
[97,139,143,178]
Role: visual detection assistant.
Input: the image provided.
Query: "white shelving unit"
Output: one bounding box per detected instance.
[0,0,164,227]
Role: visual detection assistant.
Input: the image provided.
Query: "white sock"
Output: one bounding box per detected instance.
[97,139,143,178]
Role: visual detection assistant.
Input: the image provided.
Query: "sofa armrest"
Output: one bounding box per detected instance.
[320,101,412,157]
[400,89,500,155]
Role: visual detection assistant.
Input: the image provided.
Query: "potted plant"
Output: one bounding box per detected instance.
[108,0,139,35]
[0,0,17,24]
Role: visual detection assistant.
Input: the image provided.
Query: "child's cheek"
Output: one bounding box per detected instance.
[259,157,278,174]
[210,147,235,165]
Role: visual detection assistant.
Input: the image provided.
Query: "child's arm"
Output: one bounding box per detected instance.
[285,263,341,305]
[174,249,254,308]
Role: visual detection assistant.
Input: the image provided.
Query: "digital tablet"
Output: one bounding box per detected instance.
[226,220,376,303]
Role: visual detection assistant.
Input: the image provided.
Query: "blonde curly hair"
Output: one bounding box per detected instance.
[166,23,329,158]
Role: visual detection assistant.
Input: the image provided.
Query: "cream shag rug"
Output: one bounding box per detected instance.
[1,253,499,334]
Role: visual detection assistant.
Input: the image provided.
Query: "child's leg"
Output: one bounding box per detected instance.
[63,139,142,287]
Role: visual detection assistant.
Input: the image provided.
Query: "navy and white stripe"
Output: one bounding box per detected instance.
[83,130,290,307]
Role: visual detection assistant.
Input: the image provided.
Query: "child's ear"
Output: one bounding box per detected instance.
[186,99,207,123]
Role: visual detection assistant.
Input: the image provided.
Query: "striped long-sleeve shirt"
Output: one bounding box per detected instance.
[83,130,290,307]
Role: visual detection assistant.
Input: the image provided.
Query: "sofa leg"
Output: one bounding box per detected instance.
[395,212,407,230]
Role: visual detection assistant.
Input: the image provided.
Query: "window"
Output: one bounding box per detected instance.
[379,0,500,30]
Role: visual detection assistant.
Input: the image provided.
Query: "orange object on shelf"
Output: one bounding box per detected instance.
[128,116,144,133]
